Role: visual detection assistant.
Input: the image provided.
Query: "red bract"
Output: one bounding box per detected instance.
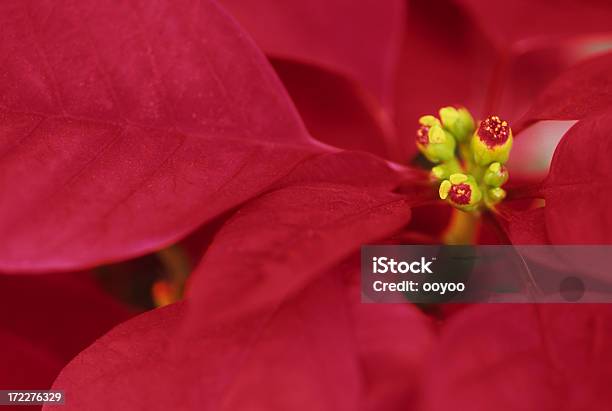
[2,0,612,409]
[420,304,612,410]
[218,0,405,109]
[517,53,612,130]
[540,110,612,243]
[216,0,407,162]
[271,60,395,159]
[0,0,322,271]
[456,0,612,50]
[506,207,550,244]
[186,184,411,323]
[504,105,612,245]
[48,267,434,410]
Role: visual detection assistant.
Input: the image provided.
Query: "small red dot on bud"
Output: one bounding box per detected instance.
[416,125,430,146]
[477,115,510,148]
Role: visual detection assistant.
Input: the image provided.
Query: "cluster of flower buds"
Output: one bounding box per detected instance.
[415,107,513,211]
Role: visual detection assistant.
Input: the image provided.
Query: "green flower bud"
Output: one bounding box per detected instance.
[431,165,447,180]
[438,173,482,211]
[416,116,456,163]
[471,115,513,166]
[486,187,506,207]
[439,106,475,142]
[431,159,462,181]
[483,162,509,187]
[418,115,438,127]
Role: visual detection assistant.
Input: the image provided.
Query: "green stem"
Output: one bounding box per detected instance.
[459,141,473,169]
[444,157,463,176]
[442,209,480,245]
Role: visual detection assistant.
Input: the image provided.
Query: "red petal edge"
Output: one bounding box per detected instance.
[542,110,612,244]
[517,52,612,132]
[186,182,412,325]
[218,0,405,108]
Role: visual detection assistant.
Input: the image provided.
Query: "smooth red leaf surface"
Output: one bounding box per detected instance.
[49,264,434,410]
[186,182,412,325]
[496,47,578,123]
[517,52,612,131]
[50,277,361,410]
[273,150,427,192]
[355,304,433,411]
[346,269,434,411]
[420,304,612,410]
[47,302,187,410]
[218,0,405,107]
[0,0,322,272]
[395,0,495,160]
[272,59,397,160]
[541,111,612,243]
[456,0,612,50]
[505,207,550,245]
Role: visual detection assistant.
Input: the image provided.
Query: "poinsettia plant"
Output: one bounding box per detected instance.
[2,0,612,410]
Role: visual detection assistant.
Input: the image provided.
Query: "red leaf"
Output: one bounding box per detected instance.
[273,150,425,191]
[346,268,434,411]
[420,304,612,410]
[354,304,433,410]
[272,59,398,160]
[186,182,412,324]
[541,111,612,243]
[456,0,612,50]
[47,302,187,411]
[49,265,433,410]
[50,277,361,410]
[505,207,550,245]
[517,52,612,131]
[218,0,405,107]
[0,0,321,271]
[496,47,578,123]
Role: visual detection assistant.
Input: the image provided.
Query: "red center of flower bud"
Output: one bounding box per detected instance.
[416,125,430,146]
[477,115,510,147]
[449,183,471,205]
